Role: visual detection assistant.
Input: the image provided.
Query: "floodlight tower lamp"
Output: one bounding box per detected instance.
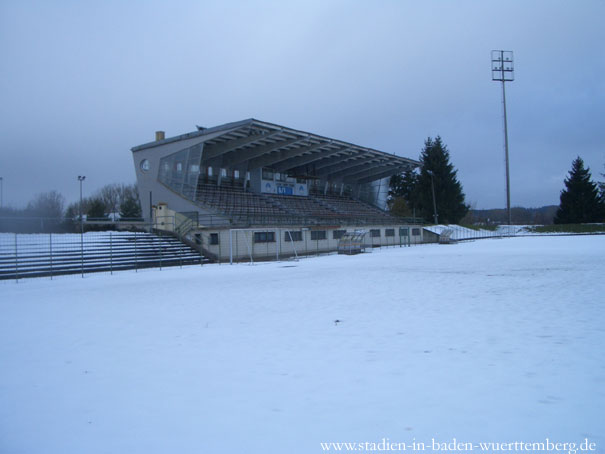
[491,50,514,225]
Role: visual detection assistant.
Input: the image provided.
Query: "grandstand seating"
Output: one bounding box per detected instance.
[312,194,394,221]
[193,180,398,225]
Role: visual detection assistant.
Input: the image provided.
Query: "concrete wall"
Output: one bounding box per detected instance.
[132,131,228,223]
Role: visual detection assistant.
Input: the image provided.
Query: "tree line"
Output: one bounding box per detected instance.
[388,138,605,225]
[0,183,142,233]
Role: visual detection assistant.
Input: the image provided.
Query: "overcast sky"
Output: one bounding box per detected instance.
[1,0,604,209]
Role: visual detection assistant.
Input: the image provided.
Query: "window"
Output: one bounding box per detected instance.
[262,168,274,180]
[176,162,183,172]
[234,170,240,179]
[190,164,200,174]
[385,229,395,237]
[412,228,421,236]
[332,230,346,239]
[221,168,227,177]
[284,231,302,242]
[311,230,326,241]
[209,233,219,245]
[370,229,381,238]
[254,231,275,243]
[399,228,409,237]
[140,159,150,172]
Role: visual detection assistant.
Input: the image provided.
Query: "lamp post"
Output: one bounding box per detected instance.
[78,176,86,234]
[427,170,439,225]
[78,176,86,278]
[491,50,514,225]
[0,176,3,209]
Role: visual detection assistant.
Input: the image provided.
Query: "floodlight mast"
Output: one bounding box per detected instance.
[491,50,514,225]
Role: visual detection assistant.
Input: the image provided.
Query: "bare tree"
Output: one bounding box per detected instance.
[26,190,65,218]
[95,183,140,219]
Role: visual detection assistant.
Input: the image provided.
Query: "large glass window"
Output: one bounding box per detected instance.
[158,144,202,200]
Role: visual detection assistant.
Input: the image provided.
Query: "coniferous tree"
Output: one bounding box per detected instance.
[554,157,605,224]
[599,165,605,203]
[87,198,107,220]
[415,137,468,224]
[119,194,142,220]
[388,169,419,217]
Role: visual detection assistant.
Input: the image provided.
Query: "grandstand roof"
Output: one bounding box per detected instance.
[132,119,420,184]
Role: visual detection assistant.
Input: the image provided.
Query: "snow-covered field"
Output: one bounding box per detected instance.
[1,236,604,454]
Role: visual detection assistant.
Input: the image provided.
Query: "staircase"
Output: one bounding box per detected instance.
[0,231,207,280]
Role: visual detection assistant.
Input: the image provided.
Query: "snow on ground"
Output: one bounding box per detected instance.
[423,224,501,240]
[1,236,604,454]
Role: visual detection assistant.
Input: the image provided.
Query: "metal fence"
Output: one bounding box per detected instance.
[0,228,205,281]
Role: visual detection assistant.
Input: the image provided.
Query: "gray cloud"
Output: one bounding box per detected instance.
[1,0,604,209]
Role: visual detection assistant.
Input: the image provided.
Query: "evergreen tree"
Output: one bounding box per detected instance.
[388,169,419,217]
[87,198,107,220]
[119,194,142,220]
[389,169,418,205]
[554,157,605,224]
[416,137,468,224]
[599,165,605,203]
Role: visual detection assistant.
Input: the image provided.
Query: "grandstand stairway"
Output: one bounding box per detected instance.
[0,232,208,280]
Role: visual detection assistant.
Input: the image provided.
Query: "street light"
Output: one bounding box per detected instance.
[0,176,3,209]
[427,169,439,225]
[491,50,514,225]
[78,176,86,234]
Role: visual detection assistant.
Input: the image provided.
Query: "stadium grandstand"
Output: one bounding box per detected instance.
[132,119,424,261]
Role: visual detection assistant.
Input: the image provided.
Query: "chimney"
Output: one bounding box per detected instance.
[155,131,165,141]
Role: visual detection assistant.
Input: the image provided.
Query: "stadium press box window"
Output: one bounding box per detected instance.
[370,229,381,238]
[385,229,395,237]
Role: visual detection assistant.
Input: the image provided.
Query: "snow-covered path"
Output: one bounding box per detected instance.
[1,236,604,453]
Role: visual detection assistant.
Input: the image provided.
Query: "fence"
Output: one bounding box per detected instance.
[0,228,205,281]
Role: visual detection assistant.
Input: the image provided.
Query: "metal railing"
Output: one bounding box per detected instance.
[0,225,205,281]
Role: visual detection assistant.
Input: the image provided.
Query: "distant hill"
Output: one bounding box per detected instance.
[462,205,558,225]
